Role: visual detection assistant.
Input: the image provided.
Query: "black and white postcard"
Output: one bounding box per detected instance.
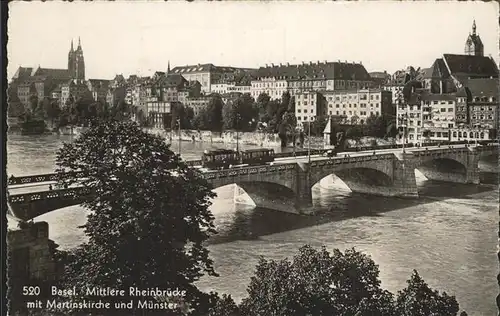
[5,1,499,315]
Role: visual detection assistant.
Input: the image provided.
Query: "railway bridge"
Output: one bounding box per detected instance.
[7,144,497,219]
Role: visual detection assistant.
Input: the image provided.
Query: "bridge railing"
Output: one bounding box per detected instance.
[7,171,87,186]
[9,187,89,204]
[201,153,397,180]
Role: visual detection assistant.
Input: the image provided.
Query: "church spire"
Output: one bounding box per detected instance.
[77,36,82,50]
[167,60,170,73]
[70,39,74,52]
[472,20,476,35]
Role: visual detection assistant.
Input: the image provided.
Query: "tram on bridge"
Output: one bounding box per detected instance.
[202,148,275,170]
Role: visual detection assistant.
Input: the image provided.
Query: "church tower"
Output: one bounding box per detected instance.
[67,37,86,80]
[68,39,75,77]
[464,20,484,56]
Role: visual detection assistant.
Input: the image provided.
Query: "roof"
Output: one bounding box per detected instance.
[420,93,456,101]
[423,59,450,79]
[12,66,34,81]
[171,63,240,74]
[253,61,371,81]
[442,54,498,79]
[162,73,188,88]
[32,67,71,80]
[88,79,110,89]
[464,78,499,97]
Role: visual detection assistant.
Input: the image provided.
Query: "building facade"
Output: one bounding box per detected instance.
[251,61,373,101]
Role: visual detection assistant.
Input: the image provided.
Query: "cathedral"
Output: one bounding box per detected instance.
[464,20,484,57]
[68,37,86,80]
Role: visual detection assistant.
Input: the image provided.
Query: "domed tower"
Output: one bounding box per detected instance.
[464,20,484,56]
[74,37,86,80]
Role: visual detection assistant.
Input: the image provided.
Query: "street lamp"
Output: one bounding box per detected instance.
[177,118,181,156]
[308,119,311,165]
[236,113,241,153]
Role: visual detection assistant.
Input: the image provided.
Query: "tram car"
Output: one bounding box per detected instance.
[202,149,239,170]
[202,148,276,169]
[240,148,275,166]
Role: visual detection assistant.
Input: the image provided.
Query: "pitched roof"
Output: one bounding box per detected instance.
[12,66,34,81]
[423,58,450,79]
[32,67,71,80]
[254,61,371,81]
[171,63,240,74]
[464,78,499,97]
[88,79,110,89]
[442,54,498,79]
[162,73,188,88]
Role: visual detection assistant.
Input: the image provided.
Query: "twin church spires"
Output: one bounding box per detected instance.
[68,37,85,80]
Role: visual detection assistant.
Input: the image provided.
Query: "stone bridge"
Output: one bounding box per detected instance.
[8,144,498,219]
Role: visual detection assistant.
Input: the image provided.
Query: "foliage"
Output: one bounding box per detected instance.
[208,293,240,316]
[238,246,466,316]
[303,115,328,137]
[171,102,193,130]
[395,270,460,316]
[54,119,218,315]
[240,246,396,316]
[205,94,224,132]
[223,94,256,131]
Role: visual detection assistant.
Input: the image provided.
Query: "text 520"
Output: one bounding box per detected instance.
[22,286,40,296]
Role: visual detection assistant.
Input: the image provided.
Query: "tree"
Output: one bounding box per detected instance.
[223,94,256,132]
[192,108,209,131]
[206,94,224,132]
[395,270,460,316]
[240,246,396,316]
[53,119,218,315]
[278,111,297,148]
[208,293,240,316]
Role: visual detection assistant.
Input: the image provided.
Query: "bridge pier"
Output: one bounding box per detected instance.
[392,153,419,198]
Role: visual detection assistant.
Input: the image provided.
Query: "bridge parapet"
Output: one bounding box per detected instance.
[9,187,89,204]
[8,171,86,186]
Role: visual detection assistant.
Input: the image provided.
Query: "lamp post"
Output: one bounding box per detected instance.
[236,113,241,153]
[308,120,311,165]
[177,118,181,155]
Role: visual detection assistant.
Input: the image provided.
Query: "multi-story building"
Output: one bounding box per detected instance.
[294,88,392,127]
[146,98,172,129]
[10,39,85,111]
[106,86,126,107]
[170,64,253,94]
[455,87,469,127]
[294,91,323,127]
[422,22,498,94]
[87,79,109,103]
[60,79,90,106]
[420,94,457,143]
[322,89,393,124]
[211,83,252,95]
[465,78,498,129]
[251,61,373,101]
[183,97,211,117]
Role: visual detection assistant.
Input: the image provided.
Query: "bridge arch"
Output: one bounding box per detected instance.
[414,155,468,184]
[211,181,299,214]
[307,156,400,197]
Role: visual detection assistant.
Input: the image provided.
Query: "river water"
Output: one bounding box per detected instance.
[7,134,499,315]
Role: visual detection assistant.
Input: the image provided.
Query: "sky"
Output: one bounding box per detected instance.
[7,1,499,80]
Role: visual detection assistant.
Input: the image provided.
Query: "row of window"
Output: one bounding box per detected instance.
[327,103,379,108]
[324,110,377,116]
[327,94,380,101]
